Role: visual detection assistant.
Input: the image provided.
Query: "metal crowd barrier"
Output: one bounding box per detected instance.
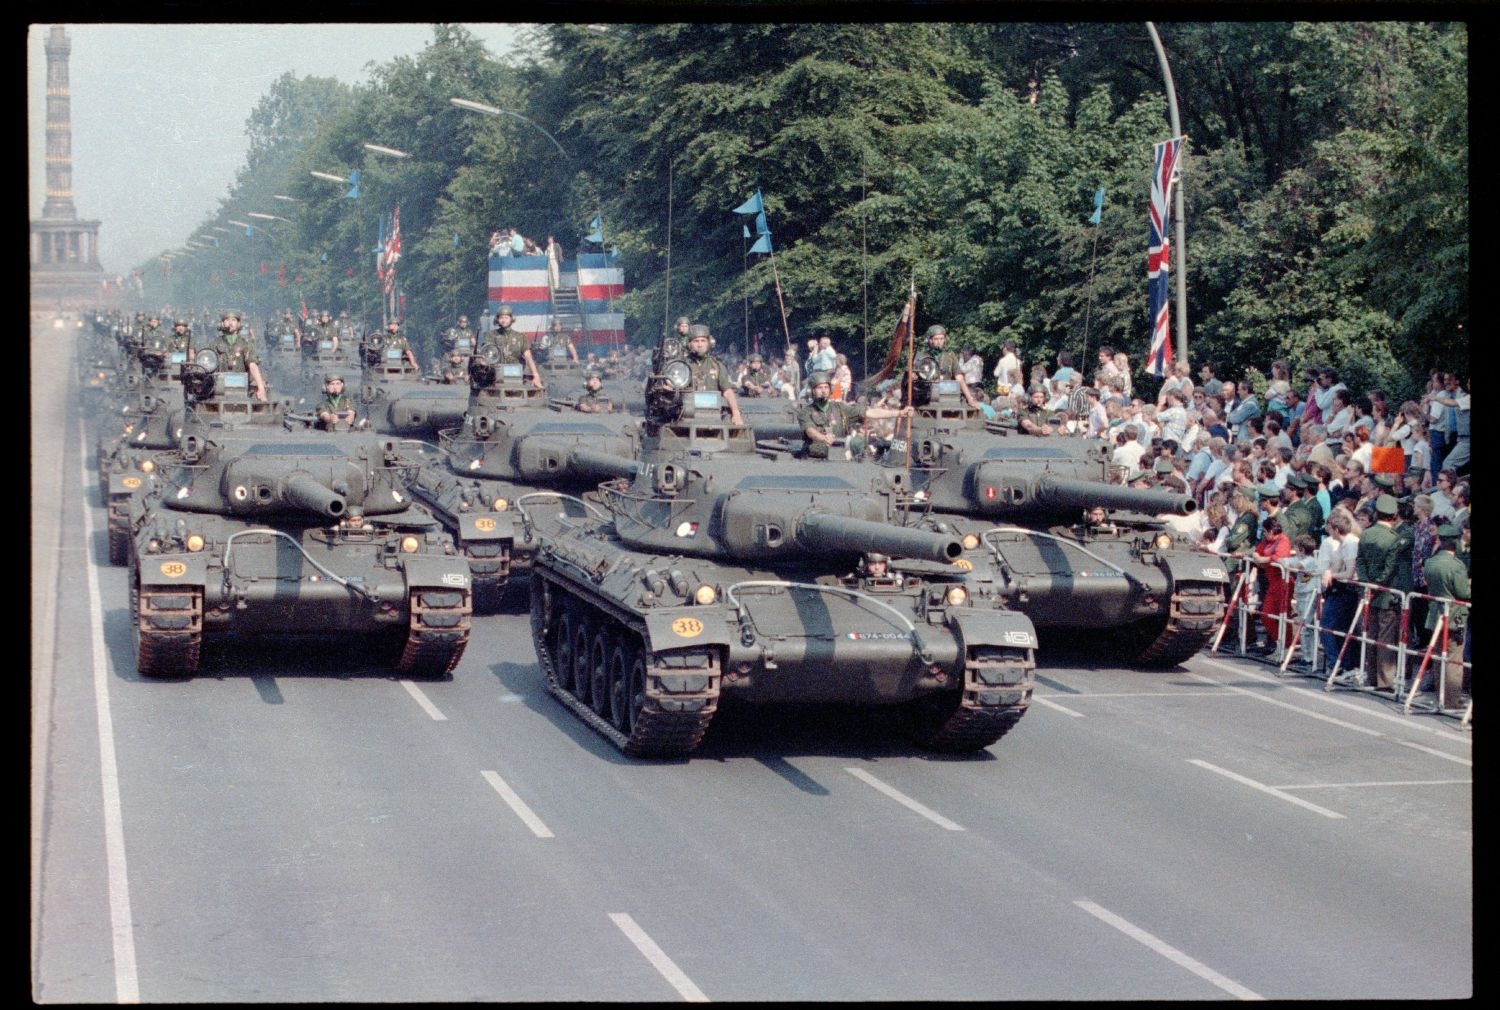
[1209,556,1470,721]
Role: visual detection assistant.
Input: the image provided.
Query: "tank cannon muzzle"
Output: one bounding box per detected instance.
[566,447,641,481]
[1030,473,1195,516]
[799,512,963,563]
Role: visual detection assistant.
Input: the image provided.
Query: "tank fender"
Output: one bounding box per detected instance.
[109,472,150,497]
[1158,552,1231,587]
[140,552,209,588]
[400,555,473,592]
[457,511,518,541]
[945,608,1039,651]
[642,610,734,651]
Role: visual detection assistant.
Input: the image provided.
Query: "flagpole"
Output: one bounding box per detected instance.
[663,157,674,337]
[903,270,917,469]
[1147,22,1189,365]
[742,228,750,358]
[767,248,793,354]
[1080,220,1101,372]
[861,153,870,381]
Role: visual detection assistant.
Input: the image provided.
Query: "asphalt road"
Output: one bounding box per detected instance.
[33,327,1472,1002]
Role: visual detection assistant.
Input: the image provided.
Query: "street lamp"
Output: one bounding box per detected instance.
[309,171,348,184]
[363,143,410,159]
[449,96,572,161]
[227,220,252,229]
[247,212,287,222]
[273,194,299,202]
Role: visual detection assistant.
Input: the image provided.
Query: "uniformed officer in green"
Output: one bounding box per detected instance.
[1422,524,1469,707]
[739,353,774,397]
[207,311,267,401]
[683,324,745,426]
[907,324,982,410]
[484,305,542,388]
[376,320,422,371]
[168,318,193,353]
[315,373,357,430]
[1354,494,1411,690]
[573,371,612,413]
[303,310,340,356]
[1018,386,1056,435]
[442,315,475,353]
[797,371,911,458]
[1278,479,1313,544]
[1223,488,1259,557]
[441,351,468,385]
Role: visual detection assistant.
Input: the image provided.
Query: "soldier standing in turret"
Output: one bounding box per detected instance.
[442,315,474,354]
[315,373,358,430]
[907,324,982,410]
[168,318,193,353]
[377,320,422,371]
[484,305,543,389]
[683,323,746,426]
[798,371,910,459]
[207,311,267,402]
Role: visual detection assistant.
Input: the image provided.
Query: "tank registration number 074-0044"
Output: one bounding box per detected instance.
[671,617,704,638]
[159,562,188,578]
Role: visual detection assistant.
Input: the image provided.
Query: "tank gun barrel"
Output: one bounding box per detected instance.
[282,471,347,518]
[1032,474,1195,516]
[567,447,640,481]
[799,512,963,563]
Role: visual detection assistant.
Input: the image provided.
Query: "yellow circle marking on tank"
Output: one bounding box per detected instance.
[671,617,704,638]
[122,476,143,489]
[159,562,187,578]
[474,517,498,532]
[951,558,973,571]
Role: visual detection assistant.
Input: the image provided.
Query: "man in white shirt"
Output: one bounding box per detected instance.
[1112,425,1147,473]
[1157,389,1189,445]
[992,341,1022,393]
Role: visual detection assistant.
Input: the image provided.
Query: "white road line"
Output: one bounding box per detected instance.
[1044,689,1235,699]
[1074,900,1264,1001]
[1185,669,1383,737]
[1193,657,1471,745]
[1032,696,1087,718]
[1390,738,1472,767]
[608,912,708,1002]
[844,767,965,831]
[1274,778,1472,790]
[1188,759,1345,819]
[496,692,525,704]
[81,435,141,1002]
[399,680,447,721]
[480,770,554,838]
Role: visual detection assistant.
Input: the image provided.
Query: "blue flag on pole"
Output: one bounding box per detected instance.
[244,225,254,236]
[754,210,770,236]
[320,252,328,263]
[453,233,460,248]
[346,169,361,199]
[586,215,604,243]
[1089,187,1105,225]
[732,189,764,215]
[749,232,772,255]
[742,224,751,239]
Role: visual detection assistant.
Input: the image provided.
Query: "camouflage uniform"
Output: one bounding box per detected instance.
[797,398,868,458]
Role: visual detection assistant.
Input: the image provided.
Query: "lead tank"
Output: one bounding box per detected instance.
[128,419,472,679]
[891,379,1229,666]
[526,359,1037,758]
[410,346,641,608]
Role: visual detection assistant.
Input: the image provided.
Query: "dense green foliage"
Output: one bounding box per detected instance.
[150,22,1467,394]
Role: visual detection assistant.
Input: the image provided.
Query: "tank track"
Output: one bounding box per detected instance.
[1131,582,1226,668]
[132,559,203,678]
[531,575,719,758]
[463,539,512,608]
[898,645,1032,752]
[395,588,472,678]
[107,497,131,566]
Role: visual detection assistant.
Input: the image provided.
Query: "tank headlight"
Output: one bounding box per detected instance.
[962,533,981,550]
[945,586,968,606]
[663,360,692,389]
[1154,532,1173,550]
[694,584,717,605]
[401,536,420,553]
[185,534,205,552]
[140,459,155,473]
[492,497,509,511]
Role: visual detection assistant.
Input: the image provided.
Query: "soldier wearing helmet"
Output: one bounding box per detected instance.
[573,371,612,413]
[207,311,267,402]
[484,304,542,388]
[859,552,891,581]
[379,320,422,371]
[673,315,691,340]
[798,370,911,459]
[442,314,475,354]
[315,372,357,430]
[684,323,744,426]
[739,352,774,397]
[907,323,981,410]
[168,318,192,353]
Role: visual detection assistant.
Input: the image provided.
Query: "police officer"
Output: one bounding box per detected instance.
[1354,494,1411,690]
[1223,488,1259,557]
[798,371,910,458]
[683,324,745,425]
[315,373,357,430]
[574,371,612,413]
[378,320,422,371]
[484,305,542,388]
[1423,524,1469,707]
[207,311,267,401]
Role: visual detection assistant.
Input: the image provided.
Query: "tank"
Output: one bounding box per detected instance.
[526,358,1038,758]
[357,332,468,436]
[127,422,472,680]
[888,379,1230,667]
[410,346,642,609]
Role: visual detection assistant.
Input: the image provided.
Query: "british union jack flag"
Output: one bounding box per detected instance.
[1147,137,1182,378]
